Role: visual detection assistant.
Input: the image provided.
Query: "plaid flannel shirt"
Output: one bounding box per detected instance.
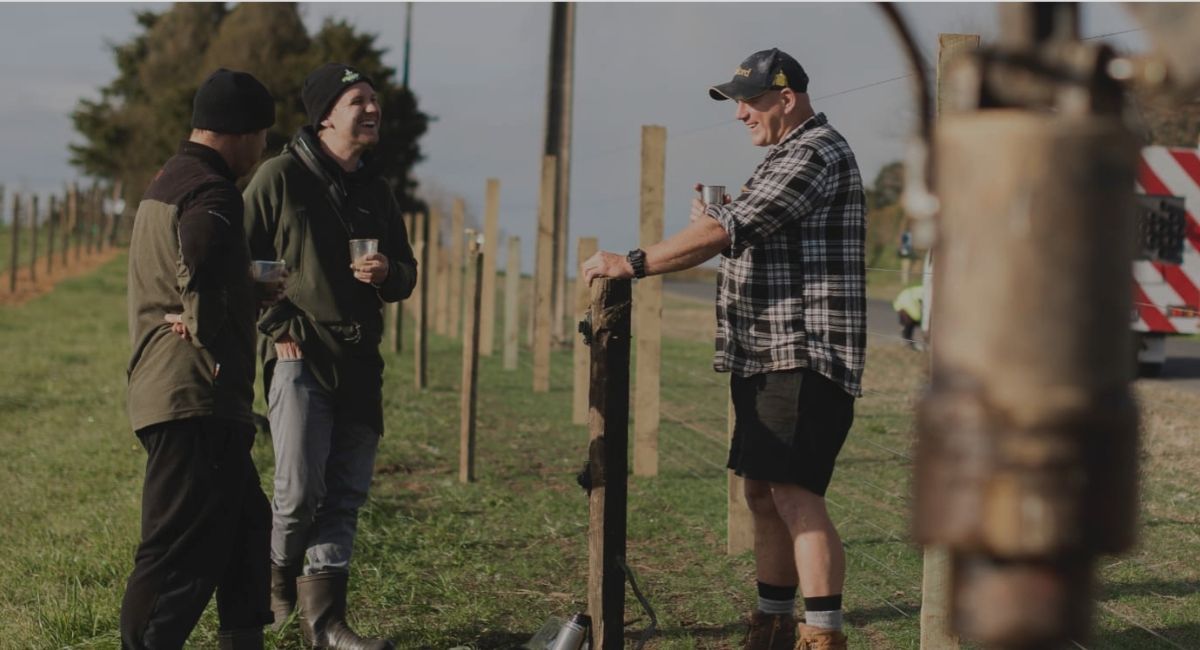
[705,113,866,397]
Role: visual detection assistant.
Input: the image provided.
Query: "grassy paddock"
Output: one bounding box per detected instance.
[1,255,1197,649]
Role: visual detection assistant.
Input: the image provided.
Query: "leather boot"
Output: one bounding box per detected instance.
[218,627,263,650]
[796,623,847,650]
[271,563,303,631]
[296,571,395,650]
[742,610,796,650]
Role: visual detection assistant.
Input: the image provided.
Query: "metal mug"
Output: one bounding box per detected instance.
[701,184,726,206]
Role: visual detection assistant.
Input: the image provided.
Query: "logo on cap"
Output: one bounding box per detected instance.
[341,69,361,84]
[735,66,752,78]
[773,71,788,87]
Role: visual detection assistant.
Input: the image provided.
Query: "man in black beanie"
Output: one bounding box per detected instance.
[244,62,415,649]
[122,68,277,650]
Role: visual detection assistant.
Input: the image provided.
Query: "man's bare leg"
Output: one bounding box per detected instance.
[770,482,846,638]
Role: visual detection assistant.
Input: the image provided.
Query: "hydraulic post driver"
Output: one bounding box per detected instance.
[878,3,1200,647]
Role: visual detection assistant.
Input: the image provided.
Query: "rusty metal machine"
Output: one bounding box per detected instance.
[880,3,1200,647]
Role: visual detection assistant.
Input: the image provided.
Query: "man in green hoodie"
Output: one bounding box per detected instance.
[244,63,416,649]
[123,68,275,650]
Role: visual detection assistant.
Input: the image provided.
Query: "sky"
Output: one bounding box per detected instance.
[0,2,1149,272]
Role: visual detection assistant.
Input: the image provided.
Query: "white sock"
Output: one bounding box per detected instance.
[757,596,795,616]
[805,609,843,631]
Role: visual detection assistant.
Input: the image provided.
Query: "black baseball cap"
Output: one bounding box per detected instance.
[709,48,809,101]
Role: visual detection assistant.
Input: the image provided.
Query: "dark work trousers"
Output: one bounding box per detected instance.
[119,416,273,649]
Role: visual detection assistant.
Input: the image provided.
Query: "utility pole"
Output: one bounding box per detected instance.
[541,2,576,344]
[402,2,413,89]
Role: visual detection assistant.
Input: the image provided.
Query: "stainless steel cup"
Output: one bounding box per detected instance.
[701,184,726,206]
[348,238,379,266]
[251,260,285,283]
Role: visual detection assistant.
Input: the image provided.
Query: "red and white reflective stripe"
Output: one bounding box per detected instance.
[1133,146,1200,335]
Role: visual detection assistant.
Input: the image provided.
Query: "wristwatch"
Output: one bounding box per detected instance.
[626,248,647,279]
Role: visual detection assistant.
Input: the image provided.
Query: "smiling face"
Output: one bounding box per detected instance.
[735,89,793,147]
[319,82,381,152]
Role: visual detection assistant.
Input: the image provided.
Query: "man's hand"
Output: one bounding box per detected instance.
[692,182,731,223]
[275,333,303,360]
[163,313,191,342]
[351,252,389,286]
[581,251,634,286]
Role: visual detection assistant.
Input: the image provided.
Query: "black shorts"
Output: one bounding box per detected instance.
[727,368,855,496]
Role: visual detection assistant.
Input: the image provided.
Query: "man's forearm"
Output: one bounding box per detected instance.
[644,217,731,276]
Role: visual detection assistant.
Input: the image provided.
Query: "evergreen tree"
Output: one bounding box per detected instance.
[71,2,428,218]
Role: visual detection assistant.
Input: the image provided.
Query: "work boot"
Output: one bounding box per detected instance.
[218,627,264,650]
[271,563,303,631]
[796,623,847,650]
[742,610,796,650]
[296,571,395,650]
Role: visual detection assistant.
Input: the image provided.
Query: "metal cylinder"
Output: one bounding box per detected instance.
[916,111,1140,645]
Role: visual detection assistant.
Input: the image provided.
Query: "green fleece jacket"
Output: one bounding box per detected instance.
[126,142,257,432]
[243,129,417,434]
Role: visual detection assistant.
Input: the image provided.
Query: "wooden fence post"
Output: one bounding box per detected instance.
[109,181,123,248]
[919,32,978,650]
[586,278,631,650]
[634,125,665,477]
[449,198,465,339]
[504,236,521,371]
[572,236,597,425]
[46,196,56,276]
[29,195,39,283]
[459,232,484,483]
[9,192,20,293]
[533,155,557,392]
[481,179,500,356]
[413,212,429,390]
[386,303,400,354]
[727,396,753,554]
[61,188,71,269]
[72,183,82,263]
[431,207,448,336]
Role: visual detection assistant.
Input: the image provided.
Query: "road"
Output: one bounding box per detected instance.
[663,279,1200,394]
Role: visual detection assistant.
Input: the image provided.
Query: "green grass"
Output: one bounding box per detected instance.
[1,255,1197,649]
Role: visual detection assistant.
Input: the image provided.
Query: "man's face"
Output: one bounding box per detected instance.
[232,128,269,177]
[320,82,382,150]
[735,89,789,147]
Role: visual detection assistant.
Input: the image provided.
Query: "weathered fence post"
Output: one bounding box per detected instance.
[71,183,82,263]
[109,181,123,248]
[504,236,521,371]
[572,236,597,425]
[634,125,665,477]
[586,277,631,650]
[533,155,557,392]
[449,198,465,339]
[9,192,20,293]
[459,231,483,483]
[431,207,448,336]
[413,212,429,390]
[919,32,977,650]
[61,187,71,269]
[727,396,753,555]
[85,184,95,256]
[481,179,500,356]
[29,195,38,283]
[46,196,56,276]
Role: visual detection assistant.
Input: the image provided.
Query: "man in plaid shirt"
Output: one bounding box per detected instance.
[583,48,865,650]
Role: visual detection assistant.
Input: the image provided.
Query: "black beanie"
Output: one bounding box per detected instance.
[191,68,275,134]
[302,63,376,130]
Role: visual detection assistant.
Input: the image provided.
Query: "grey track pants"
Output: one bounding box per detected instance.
[268,359,380,574]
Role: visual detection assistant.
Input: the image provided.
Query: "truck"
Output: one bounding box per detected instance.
[1132,146,1200,376]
